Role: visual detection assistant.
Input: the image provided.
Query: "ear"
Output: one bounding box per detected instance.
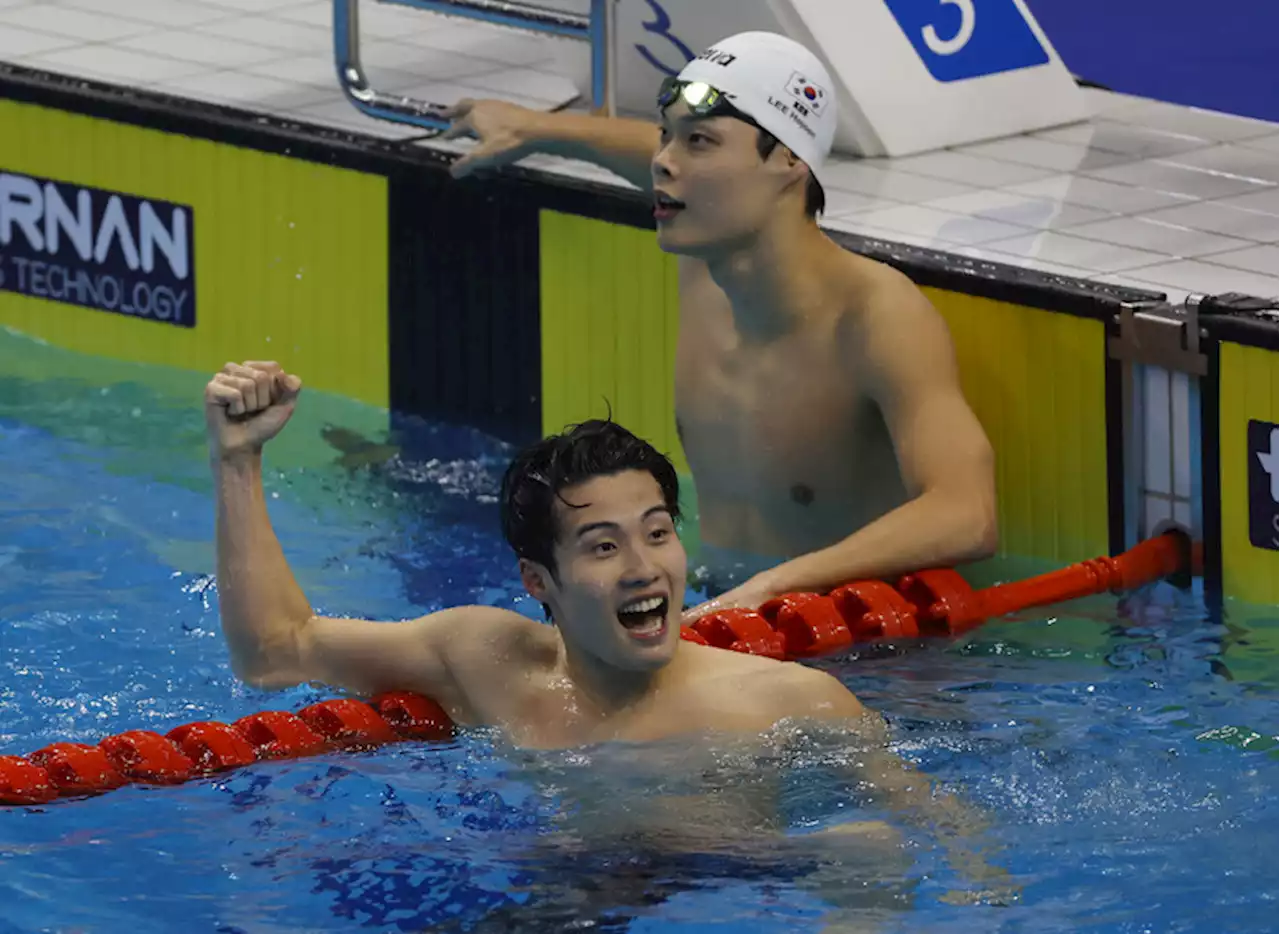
[519,558,555,603]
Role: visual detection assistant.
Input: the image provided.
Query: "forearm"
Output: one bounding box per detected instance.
[761,488,996,594]
[214,452,313,686]
[528,110,660,192]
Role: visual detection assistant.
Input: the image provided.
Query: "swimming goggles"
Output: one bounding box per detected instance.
[657,76,743,121]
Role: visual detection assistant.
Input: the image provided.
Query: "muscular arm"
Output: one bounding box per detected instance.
[527,111,662,193]
[214,451,512,714]
[448,102,661,193]
[760,272,997,593]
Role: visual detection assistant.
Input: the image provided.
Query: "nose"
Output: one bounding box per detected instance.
[651,141,675,183]
[620,542,660,587]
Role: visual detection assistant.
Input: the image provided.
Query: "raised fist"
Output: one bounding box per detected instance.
[204,361,302,459]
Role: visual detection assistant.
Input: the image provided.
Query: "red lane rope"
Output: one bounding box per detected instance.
[1,533,1189,807]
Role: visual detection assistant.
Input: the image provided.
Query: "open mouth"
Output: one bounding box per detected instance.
[616,595,670,640]
[653,192,685,221]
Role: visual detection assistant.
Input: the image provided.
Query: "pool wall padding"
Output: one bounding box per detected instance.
[0,63,1273,606]
[0,97,390,409]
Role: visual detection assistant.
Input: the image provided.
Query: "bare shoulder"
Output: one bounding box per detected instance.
[764,660,868,722]
[686,644,867,723]
[432,605,554,662]
[830,249,944,336]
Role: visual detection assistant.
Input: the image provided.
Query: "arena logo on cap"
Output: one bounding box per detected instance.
[694,46,736,67]
[0,169,195,327]
[784,72,827,117]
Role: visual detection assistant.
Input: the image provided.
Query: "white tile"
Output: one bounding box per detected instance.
[240,54,340,90]
[820,160,980,204]
[1140,201,1280,242]
[196,16,331,54]
[843,203,1031,246]
[265,3,332,29]
[1162,144,1278,184]
[976,230,1171,273]
[952,135,1134,173]
[1082,159,1271,200]
[343,3,459,41]
[151,69,334,111]
[397,21,560,68]
[1117,259,1278,298]
[1060,216,1254,258]
[1033,120,1213,159]
[922,188,1111,230]
[1118,100,1278,143]
[1198,244,1278,276]
[1212,190,1279,216]
[1237,133,1279,155]
[117,30,284,68]
[51,0,233,27]
[880,150,1053,188]
[1077,86,1160,116]
[1004,174,1192,214]
[2,3,154,41]
[0,24,81,58]
[817,218,941,251]
[952,246,1100,281]
[353,39,500,80]
[372,77,560,113]
[451,67,581,106]
[819,189,902,217]
[26,44,210,83]
[200,0,315,9]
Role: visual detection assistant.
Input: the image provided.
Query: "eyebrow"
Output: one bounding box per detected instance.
[573,506,673,540]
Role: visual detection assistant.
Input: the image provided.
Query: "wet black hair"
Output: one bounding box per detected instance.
[499,418,681,581]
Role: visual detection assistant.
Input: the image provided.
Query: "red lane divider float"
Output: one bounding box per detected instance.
[0,533,1190,807]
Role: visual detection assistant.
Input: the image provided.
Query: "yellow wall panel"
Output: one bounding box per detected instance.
[923,288,1110,565]
[538,209,686,473]
[0,99,388,407]
[1218,341,1278,606]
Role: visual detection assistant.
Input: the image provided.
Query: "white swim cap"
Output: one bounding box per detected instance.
[672,31,837,185]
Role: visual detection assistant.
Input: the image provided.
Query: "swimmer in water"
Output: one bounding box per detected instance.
[441,32,998,620]
[205,360,1016,922]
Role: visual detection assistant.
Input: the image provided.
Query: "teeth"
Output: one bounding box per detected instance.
[620,596,664,613]
[629,617,664,636]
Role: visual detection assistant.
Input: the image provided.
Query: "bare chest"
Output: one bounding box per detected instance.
[672,276,901,545]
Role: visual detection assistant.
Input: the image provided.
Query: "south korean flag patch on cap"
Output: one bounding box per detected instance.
[785,71,827,117]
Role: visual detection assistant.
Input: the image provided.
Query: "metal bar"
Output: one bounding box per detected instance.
[334,0,451,132]
[380,0,589,39]
[334,0,602,133]
[588,0,617,115]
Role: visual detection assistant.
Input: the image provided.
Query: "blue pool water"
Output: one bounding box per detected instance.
[0,357,1277,933]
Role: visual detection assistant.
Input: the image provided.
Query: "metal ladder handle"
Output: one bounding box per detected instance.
[333,0,617,135]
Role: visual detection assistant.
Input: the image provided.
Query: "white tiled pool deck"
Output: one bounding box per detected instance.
[2,0,1276,302]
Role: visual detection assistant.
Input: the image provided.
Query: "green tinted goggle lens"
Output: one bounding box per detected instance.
[657,77,725,115]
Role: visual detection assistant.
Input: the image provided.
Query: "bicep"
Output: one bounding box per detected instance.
[295,606,506,707]
[863,287,993,496]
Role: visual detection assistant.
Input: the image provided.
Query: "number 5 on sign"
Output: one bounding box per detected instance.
[922,0,975,56]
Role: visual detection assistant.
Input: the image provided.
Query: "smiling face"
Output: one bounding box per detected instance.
[521,469,687,673]
[651,98,805,258]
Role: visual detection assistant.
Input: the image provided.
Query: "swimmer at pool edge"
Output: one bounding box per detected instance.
[204,360,1016,909]
[441,32,998,622]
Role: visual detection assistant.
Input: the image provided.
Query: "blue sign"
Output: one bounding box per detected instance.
[0,169,195,327]
[883,0,1050,83]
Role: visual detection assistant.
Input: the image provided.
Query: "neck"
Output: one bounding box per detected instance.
[701,213,833,340]
[556,635,670,717]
